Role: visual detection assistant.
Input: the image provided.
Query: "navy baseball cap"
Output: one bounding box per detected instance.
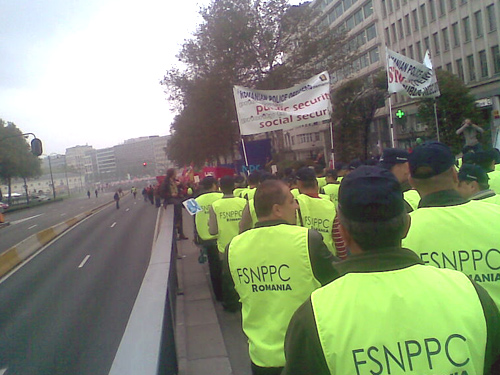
[409,141,455,179]
[378,148,410,169]
[348,159,363,170]
[458,164,489,184]
[338,166,405,222]
[295,167,317,181]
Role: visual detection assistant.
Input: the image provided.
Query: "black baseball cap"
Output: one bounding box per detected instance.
[295,167,317,181]
[458,164,489,184]
[409,141,455,179]
[338,166,405,222]
[378,148,409,169]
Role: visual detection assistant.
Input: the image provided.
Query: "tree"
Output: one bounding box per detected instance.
[332,71,387,162]
[418,70,484,154]
[161,0,352,165]
[0,119,42,203]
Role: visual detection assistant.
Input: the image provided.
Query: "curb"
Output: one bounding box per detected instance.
[0,200,114,279]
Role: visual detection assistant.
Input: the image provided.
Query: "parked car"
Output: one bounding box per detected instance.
[0,201,9,210]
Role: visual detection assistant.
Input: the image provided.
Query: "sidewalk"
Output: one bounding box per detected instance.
[176,212,251,375]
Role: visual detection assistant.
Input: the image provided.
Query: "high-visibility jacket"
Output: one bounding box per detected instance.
[322,183,340,204]
[195,192,223,241]
[290,188,300,198]
[296,194,336,255]
[311,265,488,375]
[488,170,500,194]
[403,200,500,310]
[212,197,247,253]
[228,224,321,367]
[234,187,246,198]
[316,177,327,190]
[403,189,420,211]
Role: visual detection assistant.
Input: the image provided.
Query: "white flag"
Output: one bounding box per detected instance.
[423,50,441,98]
[233,72,332,136]
[386,47,440,98]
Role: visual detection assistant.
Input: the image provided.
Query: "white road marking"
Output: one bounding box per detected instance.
[28,224,38,230]
[110,222,117,228]
[126,208,130,212]
[78,255,91,268]
[60,213,67,217]
[1,368,8,375]
[10,214,44,225]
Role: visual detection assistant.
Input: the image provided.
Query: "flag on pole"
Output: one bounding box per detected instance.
[386,47,440,98]
[423,50,441,98]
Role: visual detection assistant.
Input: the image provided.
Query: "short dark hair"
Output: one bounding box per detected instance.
[219,175,235,194]
[248,171,261,185]
[338,209,408,250]
[201,176,217,190]
[254,180,288,219]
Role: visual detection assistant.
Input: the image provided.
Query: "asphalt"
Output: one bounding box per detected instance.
[176,211,251,375]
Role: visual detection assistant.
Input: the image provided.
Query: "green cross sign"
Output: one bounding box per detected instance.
[396,110,405,118]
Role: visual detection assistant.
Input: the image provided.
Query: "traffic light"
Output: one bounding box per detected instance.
[143,162,147,167]
[31,138,43,156]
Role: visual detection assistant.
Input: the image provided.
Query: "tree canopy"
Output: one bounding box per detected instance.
[418,70,484,154]
[161,0,352,166]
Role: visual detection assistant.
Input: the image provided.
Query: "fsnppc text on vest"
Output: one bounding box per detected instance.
[235,265,292,292]
[420,248,500,282]
[218,210,243,222]
[352,333,471,375]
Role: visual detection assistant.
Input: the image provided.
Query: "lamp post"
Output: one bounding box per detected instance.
[47,155,56,200]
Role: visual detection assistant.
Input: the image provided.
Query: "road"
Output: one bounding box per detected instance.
[0,194,161,375]
[0,192,119,253]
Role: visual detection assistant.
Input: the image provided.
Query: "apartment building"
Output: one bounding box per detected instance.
[307,0,500,152]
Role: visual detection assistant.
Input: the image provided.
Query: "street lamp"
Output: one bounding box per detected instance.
[47,155,56,200]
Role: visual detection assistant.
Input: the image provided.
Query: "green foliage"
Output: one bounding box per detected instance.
[161,0,352,166]
[332,70,387,162]
[418,70,483,154]
[0,119,42,200]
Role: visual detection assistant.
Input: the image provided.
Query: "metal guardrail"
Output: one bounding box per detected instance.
[109,207,179,375]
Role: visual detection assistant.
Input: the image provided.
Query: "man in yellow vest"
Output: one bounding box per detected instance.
[378,148,420,212]
[320,169,340,205]
[403,141,500,310]
[224,179,337,375]
[284,165,500,374]
[295,167,337,255]
[457,163,500,205]
[467,149,500,194]
[194,176,223,300]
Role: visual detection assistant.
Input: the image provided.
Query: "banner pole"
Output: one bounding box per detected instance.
[329,120,335,168]
[388,95,395,147]
[241,136,250,174]
[433,99,440,142]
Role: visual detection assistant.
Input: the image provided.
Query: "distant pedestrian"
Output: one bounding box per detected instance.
[114,191,120,209]
[142,187,148,202]
[87,190,91,199]
[95,189,98,198]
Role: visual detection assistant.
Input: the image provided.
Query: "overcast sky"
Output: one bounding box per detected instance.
[0,0,303,155]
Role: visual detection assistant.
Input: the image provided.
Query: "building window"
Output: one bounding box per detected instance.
[460,0,466,4]
[401,48,406,56]
[388,0,394,13]
[381,0,387,18]
[409,45,414,59]
[416,41,423,61]
[446,62,453,72]
[479,50,488,77]
[449,0,456,10]
[442,27,450,51]
[404,14,411,35]
[412,9,419,31]
[467,54,476,81]
[486,4,496,32]
[424,36,430,52]
[474,11,483,38]
[366,23,377,41]
[463,16,471,42]
[420,4,427,26]
[398,19,404,39]
[363,1,373,18]
[456,58,465,80]
[369,47,380,63]
[452,22,460,46]
[429,0,437,21]
[492,45,500,74]
[391,23,397,43]
[438,0,446,16]
[385,27,391,45]
[395,0,400,9]
[433,32,440,55]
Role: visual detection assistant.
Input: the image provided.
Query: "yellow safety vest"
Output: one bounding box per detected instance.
[212,197,247,253]
[317,177,327,190]
[195,192,223,241]
[228,224,321,367]
[403,200,500,310]
[487,170,500,195]
[403,189,420,211]
[312,265,487,375]
[296,194,336,255]
[322,183,340,204]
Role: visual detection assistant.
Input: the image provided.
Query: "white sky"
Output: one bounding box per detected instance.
[0,0,303,154]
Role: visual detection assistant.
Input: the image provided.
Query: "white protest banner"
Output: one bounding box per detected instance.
[233,72,331,136]
[423,50,441,98]
[386,47,440,98]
